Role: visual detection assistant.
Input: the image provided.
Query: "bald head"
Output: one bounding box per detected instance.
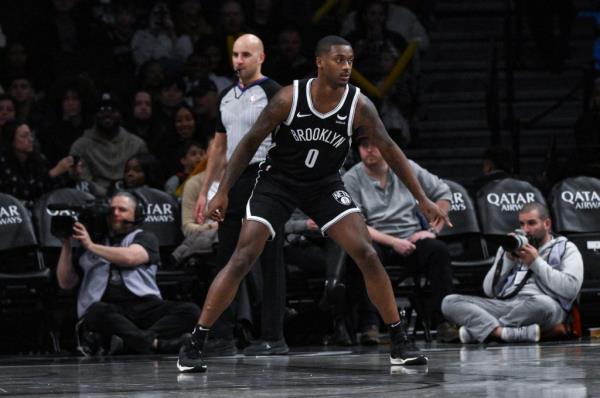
[233,34,264,54]
[232,34,266,85]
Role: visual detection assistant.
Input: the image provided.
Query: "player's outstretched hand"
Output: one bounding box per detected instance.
[419,198,452,228]
[207,191,228,222]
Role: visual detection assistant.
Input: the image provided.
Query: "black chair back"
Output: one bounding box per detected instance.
[476,178,546,236]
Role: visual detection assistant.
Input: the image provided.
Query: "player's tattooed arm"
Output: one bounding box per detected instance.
[353,94,451,227]
[219,85,293,193]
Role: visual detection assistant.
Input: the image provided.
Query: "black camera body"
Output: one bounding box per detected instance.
[50,201,110,241]
[499,229,542,252]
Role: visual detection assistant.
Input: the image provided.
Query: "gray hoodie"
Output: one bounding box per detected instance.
[483,235,584,310]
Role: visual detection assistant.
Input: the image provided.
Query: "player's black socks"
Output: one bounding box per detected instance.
[191,325,210,349]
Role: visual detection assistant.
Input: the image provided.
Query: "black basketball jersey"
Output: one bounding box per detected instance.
[265,78,361,182]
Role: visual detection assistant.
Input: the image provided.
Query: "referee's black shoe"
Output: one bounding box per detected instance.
[389,322,428,366]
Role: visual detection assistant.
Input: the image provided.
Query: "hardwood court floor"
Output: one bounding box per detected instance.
[0,340,598,397]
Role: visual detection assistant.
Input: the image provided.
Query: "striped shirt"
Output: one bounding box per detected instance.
[217,77,281,163]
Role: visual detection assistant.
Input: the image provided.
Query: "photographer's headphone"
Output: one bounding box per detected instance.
[113,190,147,226]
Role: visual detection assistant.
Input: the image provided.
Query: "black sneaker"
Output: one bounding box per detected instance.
[389,324,428,366]
[177,337,207,373]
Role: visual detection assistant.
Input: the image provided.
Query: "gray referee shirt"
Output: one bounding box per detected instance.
[217,77,281,163]
[343,160,452,239]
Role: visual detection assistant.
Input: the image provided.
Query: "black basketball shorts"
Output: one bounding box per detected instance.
[246,170,361,239]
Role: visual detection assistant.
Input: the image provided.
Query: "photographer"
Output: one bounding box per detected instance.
[56,191,199,354]
[442,202,583,343]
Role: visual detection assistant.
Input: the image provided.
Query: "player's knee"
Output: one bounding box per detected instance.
[228,248,259,277]
[351,244,380,270]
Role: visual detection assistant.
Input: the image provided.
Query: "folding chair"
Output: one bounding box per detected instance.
[548,176,600,331]
[0,193,54,352]
[438,179,494,295]
[32,188,98,353]
[475,177,546,252]
[132,187,204,302]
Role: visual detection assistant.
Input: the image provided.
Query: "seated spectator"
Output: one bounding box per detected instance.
[136,60,166,101]
[109,153,164,197]
[284,209,353,345]
[39,78,93,165]
[0,120,74,207]
[342,131,457,343]
[123,90,160,145]
[164,140,206,198]
[131,1,193,69]
[0,94,17,143]
[190,78,219,143]
[149,77,187,156]
[70,92,148,196]
[7,74,44,130]
[56,191,200,354]
[156,103,204,177]
[171,169,219,265]
[442,203,583,343]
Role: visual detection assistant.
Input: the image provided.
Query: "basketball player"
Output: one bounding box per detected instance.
[178,35,451,373]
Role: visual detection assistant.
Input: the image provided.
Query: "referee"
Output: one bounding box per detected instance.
[193,34,287,355]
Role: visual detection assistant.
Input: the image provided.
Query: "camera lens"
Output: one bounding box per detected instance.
[499,233,528,252]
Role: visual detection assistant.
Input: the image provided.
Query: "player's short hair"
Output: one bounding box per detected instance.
[315,35,352,56]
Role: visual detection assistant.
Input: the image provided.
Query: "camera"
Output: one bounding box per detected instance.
[50,200,110,241]
[499,229,529,252]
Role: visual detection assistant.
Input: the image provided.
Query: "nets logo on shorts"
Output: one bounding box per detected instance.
[332,190,352,206]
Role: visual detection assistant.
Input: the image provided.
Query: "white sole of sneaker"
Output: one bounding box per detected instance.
[177,360,207,373]
[390,356,428,366]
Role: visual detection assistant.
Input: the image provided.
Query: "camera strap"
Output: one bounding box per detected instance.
[492,239,567,300]
[492,251,533,300]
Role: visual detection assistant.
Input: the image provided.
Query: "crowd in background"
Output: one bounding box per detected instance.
[0,0,594,353]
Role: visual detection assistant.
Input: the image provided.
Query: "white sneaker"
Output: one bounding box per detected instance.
[459,326,477,344]
[500,324,540,343]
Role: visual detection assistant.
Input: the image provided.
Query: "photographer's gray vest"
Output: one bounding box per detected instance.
[494,238,572,310]
[77,229,161,318]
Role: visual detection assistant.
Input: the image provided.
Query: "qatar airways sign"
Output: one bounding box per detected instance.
[486,192,537,211]
[560,190,600,210]
[0,205,23,225]
[449,192,467,212]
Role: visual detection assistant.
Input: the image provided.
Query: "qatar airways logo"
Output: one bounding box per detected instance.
[449,192,467,212]
[0,205,23,225]
[561,190,600,210]
[144,203,175,223]
[487,192,536,211]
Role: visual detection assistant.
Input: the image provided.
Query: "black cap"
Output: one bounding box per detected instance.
[96,92,121,112]
[352,129,369,146]
[190,78,218,97]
